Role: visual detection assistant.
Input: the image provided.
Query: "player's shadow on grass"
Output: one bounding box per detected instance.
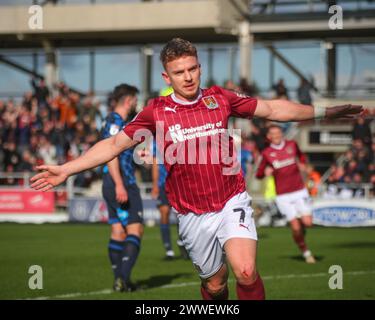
[137,273,193,289]
[279,255,325,262]
[329,241,375,249]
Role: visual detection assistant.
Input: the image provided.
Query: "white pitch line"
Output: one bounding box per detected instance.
[26,270,375,300]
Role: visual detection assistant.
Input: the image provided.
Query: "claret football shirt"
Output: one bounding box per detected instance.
[124,86,258,214]
[256,140,307,195]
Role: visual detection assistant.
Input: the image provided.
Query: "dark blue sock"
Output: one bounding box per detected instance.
[108,239,125,279]
[121,235,141,283]
[160,224,172,251]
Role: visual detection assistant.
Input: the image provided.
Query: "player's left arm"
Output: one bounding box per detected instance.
[294,141,307,164]
[255,99,363,121]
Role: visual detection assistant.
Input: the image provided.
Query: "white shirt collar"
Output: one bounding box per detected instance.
[171,89,202,105]
[270,140,286,150]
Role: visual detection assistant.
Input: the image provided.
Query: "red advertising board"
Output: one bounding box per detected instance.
[0,190,55,213]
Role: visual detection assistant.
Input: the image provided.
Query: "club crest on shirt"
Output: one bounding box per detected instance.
[270,152,277,158]
[202,96,219,110]
[286,147,293,154]
[109,124,120,136]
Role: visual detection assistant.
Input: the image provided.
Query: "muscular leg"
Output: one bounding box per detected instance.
[290,218,308,253]
[224,238,265,300]
[201,263,229,300]
[299,215,316,262]
[108,223,126,279]
[301,215,313,228]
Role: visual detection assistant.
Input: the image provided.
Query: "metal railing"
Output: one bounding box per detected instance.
[0,171,372,202]
[0,172,156,207]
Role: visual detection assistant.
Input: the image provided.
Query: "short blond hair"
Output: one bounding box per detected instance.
[160,38,198,68]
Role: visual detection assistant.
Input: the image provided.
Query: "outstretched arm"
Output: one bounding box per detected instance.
[255,99,363,122]
[30,131,136,191]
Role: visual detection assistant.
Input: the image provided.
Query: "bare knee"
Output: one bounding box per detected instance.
[203,278,227,295]
[290,219,302,234]
[302,217,313,228]
[203,265,228,295]
[126,223,144,238]
[234,263,257,285]
[111,224,126,241]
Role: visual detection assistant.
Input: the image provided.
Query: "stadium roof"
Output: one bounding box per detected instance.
[0,0,375,48]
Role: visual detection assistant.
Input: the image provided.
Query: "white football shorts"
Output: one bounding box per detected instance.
[174,191,257,279]
[275,188,312,222]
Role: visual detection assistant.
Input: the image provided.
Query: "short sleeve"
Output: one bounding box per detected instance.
[123,103,156,142]
[101,114,122,140]
[216,86,258,119]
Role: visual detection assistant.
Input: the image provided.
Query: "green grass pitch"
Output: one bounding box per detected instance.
[0,223,374,300]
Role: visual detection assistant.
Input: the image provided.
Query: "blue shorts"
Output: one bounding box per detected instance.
[102,174,143,226]
[157,184,169,207]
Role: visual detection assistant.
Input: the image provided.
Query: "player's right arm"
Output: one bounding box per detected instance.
[255,154,268,180]
[30,131,136,191]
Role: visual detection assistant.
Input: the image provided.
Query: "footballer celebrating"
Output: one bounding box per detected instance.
[30,38,362,300]
[256,125,316,263]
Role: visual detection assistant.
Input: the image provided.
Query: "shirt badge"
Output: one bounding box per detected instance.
[203,96,219,110]
[109,124,120,136]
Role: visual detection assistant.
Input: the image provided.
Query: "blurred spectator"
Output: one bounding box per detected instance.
[352,117,372,148]
[38,134,57,165]
[224,80,239,92]
[273,78,289,99]
[350,139,370,164]
[250,123,267,152]
[18,150,36,172]
[17,104,33,149]
[31,77,50,108]
[306,164,321,197]
[239,78,258,96]
[3,142,21,170]
[297,78,312,105]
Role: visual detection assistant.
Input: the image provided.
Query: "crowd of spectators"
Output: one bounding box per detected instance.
[325,117,374,198]
[0,78,105,187]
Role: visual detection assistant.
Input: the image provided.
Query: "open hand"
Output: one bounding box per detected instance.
[115,184,128,203]
[30,165,69,191]
[326,104,363,119]
[151,185,159,200]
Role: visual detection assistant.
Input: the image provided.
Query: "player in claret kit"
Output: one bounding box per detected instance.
[30,38,363,300]
[256,125,316,263]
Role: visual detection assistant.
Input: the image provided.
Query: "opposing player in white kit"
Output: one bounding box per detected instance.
[30,38,363,299]
[256,125,316,263]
